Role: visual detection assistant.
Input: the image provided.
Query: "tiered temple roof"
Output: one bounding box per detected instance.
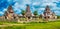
[7,5,14,13]
[41,5,57,21]
[25,5,32,17]
[4,5,16,19]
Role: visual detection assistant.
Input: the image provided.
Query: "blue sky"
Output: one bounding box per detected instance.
[0,0,60,16]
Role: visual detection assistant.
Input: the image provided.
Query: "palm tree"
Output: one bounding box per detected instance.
[21,10,26,16]
[33,10,38,17]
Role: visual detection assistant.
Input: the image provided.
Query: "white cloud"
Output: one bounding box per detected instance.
[12,0,60,15]
[3,9,7,11]
[13,3,20,10]
[52,7,60,10]
[32,2,40,5]
[39,8,45,10]
[0,12,4,14]
[24,0,31,4]
[54,11,60,15]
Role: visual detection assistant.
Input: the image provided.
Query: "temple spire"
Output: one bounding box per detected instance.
[26,5,31,12]
[4,5,14,19]
[41,5,57,22]
[8,5,14,13]
[45,5,50,11]
[25,5,32,19]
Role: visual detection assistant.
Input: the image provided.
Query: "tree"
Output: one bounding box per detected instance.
[33,10,38,16]
[57,16,60,19]
[21,10,26,16]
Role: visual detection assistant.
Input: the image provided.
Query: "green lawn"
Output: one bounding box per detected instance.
[0,21,60,29]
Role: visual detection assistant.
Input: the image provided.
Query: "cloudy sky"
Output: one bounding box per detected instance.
[0,0,60,16]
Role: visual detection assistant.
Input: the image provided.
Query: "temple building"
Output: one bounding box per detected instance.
[41,5,57,21]
[0,5,58,22]
[25,5,32,19]
[4,5,18,22]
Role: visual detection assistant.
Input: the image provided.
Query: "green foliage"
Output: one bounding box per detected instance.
[21,10,26,16]
[57,16,60,19]
[0,19,60,29]
[33,10,38,16]
[2,26,25,29]
[0,22,3,25]
[1,21,60,29]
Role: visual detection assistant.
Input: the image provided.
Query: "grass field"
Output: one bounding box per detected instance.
[0,20,60,29]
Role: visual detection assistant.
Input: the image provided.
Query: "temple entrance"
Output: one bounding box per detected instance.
[28,17,30,19]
